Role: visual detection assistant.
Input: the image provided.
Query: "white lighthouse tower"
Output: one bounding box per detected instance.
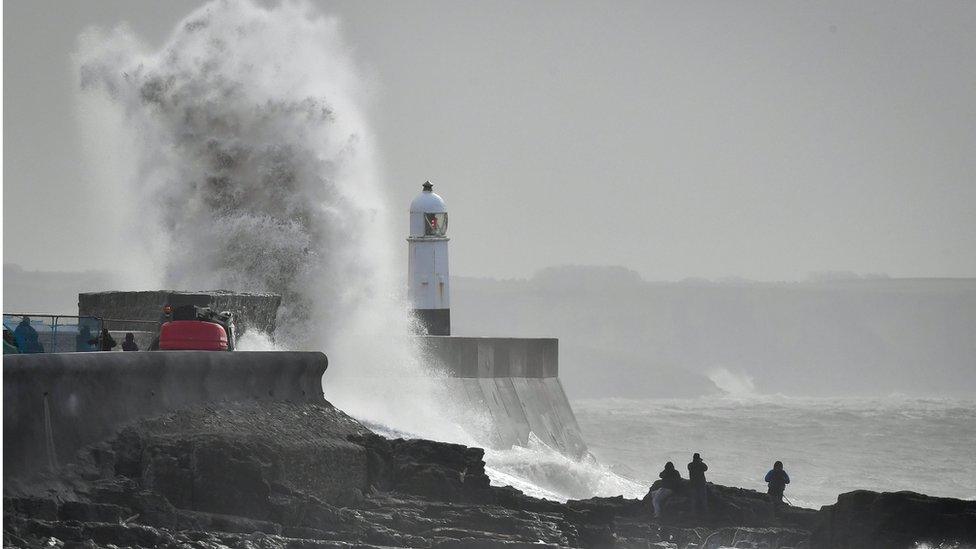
[408,181,450,335]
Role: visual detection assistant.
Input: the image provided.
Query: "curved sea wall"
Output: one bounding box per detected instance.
[421,336,587,458]
[2,351,326,480]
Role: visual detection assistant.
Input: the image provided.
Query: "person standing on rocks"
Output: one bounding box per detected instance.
[650,461,683,519]
[765,460,791,517]
[687,453,708,515]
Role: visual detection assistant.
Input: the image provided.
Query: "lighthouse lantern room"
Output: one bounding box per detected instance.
[408,181,451,335]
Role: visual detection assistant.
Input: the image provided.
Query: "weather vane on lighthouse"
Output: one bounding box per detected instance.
[408,181,450,335]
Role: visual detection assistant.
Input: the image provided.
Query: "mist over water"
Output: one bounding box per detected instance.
[74,0,635,502]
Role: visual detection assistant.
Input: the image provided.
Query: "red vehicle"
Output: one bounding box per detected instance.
[155,305,237,351]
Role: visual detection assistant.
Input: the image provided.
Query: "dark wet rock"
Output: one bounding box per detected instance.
[696,526,811,548]
[112,401,372,513]
[1,397,813,548]
[5,496,59,521]
[432,539,565,549]
[4,400,966,549]
[58,500,131,523]
[176,508,283,535]
[353,433,491,502]
[811,489,976,549]
[82,522,178,547]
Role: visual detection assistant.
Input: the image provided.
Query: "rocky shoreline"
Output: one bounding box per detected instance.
[4,400,974,548]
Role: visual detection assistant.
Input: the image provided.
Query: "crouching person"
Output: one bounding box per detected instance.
[648,461,683,519]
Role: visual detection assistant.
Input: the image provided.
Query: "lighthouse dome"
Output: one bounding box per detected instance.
[409,181,448,237]
[410,181,447,214]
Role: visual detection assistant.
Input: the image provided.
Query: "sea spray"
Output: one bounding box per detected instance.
[484,434,646,501]
[74,0,641,501]
[707,367,757,396]
[74,0,468,443]
[75,1,381,350]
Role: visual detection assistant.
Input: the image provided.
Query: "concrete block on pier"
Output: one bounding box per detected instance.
[78,290,281,336]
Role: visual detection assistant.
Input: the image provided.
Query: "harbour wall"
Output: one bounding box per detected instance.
[3,351,327,481]
[419,336,587,459]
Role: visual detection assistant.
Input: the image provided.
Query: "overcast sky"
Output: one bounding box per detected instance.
[4,0,975,281]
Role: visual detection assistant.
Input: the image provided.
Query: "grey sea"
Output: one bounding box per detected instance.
[573,395,976,508]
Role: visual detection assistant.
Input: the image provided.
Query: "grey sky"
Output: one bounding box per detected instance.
[4,0,975,281]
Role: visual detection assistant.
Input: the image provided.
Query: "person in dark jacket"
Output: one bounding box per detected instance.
[765,460,791,517]
[651,462,682,519]
[90,328,117,351]
[688,453,708,514]
[14,316,44,353]
[121,332,139,351]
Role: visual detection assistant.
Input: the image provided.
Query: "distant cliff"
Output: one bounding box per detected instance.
[452,266,976,399]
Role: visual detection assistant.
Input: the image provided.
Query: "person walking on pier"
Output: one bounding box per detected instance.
[688,453,709,515]
[650,461,682,519]
[765,460,791,518]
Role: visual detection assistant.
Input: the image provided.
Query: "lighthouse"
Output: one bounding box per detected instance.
[408,181,450,335]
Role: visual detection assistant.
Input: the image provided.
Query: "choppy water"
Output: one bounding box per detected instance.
[574,395,976,508]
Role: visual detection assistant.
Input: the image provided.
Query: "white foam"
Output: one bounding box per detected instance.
[484,434,645,502]
[235,330,281,351]
[707,367,757,396]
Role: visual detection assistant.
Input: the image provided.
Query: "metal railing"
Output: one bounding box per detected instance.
[3,314,103,354]
[3,314,160,353]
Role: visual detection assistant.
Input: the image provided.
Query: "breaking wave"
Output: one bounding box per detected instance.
[484,435,645,501]
[707,367,756,396]
[75,0,386,352]
[74,0,635,503]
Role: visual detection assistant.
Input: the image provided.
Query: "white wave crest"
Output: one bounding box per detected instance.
[707,367,757,396]
[484,434,645,502]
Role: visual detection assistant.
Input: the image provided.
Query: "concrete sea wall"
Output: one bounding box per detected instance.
[420,336,558,378]
[3,351,326,481]
[420,336,587,458]
[441,377,587,458]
